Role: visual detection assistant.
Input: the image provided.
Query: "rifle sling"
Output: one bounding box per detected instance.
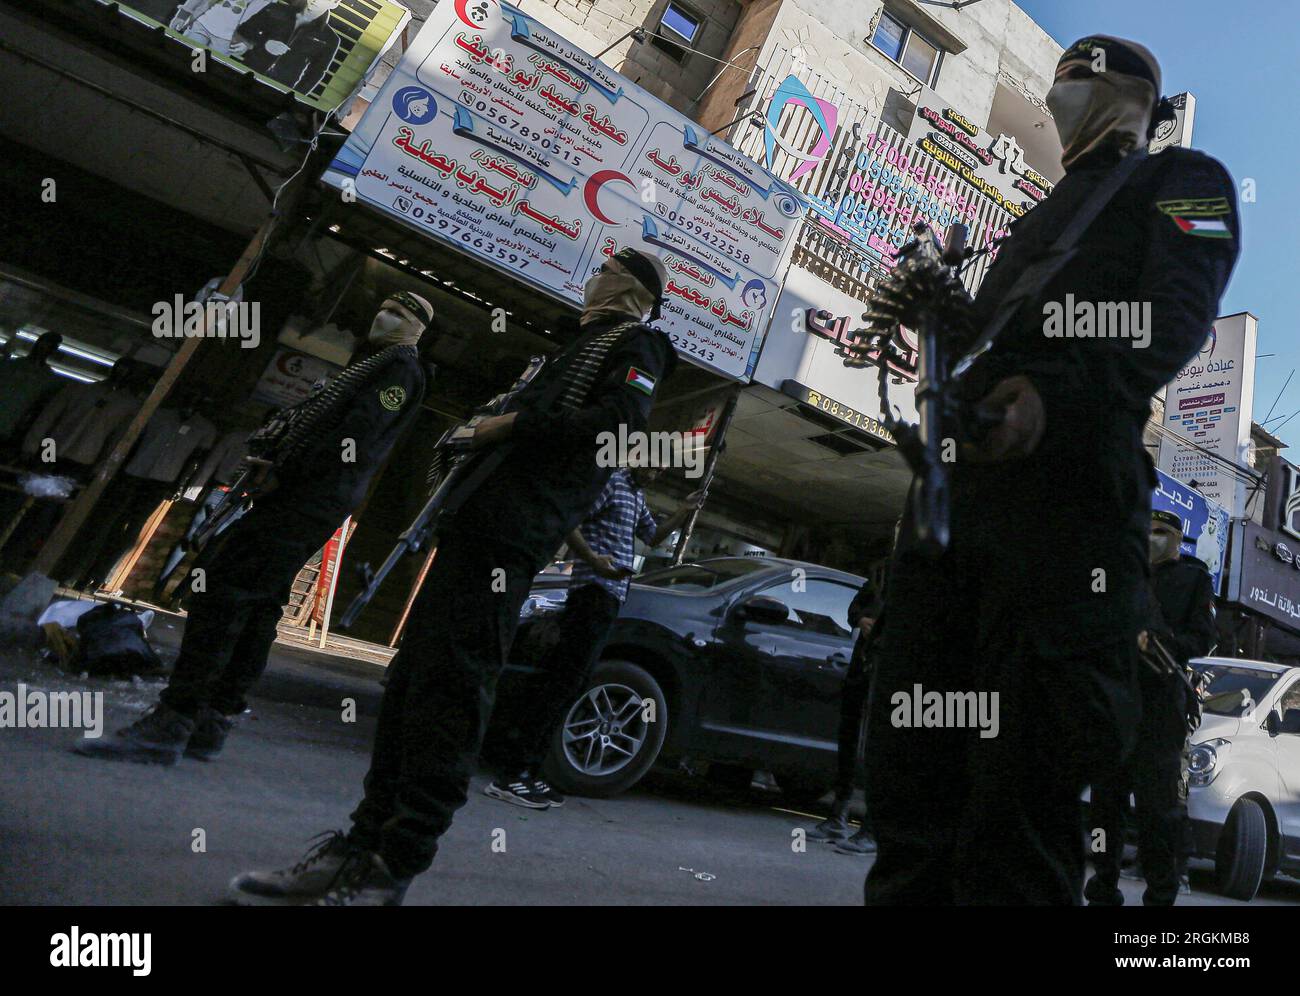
[952,149,1150,378]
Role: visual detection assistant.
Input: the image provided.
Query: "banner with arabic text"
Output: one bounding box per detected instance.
[322,0,804,380]
[1152,468,1229,594]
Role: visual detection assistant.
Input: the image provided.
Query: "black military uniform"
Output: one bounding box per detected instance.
[158,345,426,720]
[75,339,426,772]
[837,579,882,801]
[344,315,675,882]
[1086,545,1215,905]
[864,68,1240,902]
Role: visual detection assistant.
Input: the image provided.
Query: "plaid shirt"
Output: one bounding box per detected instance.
[570,469,659,602]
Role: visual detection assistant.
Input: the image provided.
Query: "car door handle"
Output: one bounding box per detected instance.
[823,652,850,668]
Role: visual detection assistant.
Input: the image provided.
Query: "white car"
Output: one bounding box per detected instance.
[1187,657,1300,900]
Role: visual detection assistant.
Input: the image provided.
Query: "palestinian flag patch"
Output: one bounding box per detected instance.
[625,366,656,396]
[1157,197,1233,239]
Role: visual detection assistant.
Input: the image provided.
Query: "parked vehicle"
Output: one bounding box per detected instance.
[489,557,866,799]
[1186,656,1300,900]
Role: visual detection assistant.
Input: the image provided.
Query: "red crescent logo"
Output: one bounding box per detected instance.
[584,169,636,225]
[455,0,495,29]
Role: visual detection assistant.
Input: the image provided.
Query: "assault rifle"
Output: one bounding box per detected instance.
[854,153,1153,557]
[851,222,1002,557]
[336,355,547,629]
[1140,631,1208,736]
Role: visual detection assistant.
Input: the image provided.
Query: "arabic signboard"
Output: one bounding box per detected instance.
[108,0,410,113]
[1153,468,1230,594]
[1157,313,1257,516]
[251,346,341,407]
[1227,520,1300,633]
[711,58,1008,289]
[321,0,803,380]
[1263,455,1300,541]
[903,86,1054,217]
[798,127,1014,279]
[1150,92,1196,155]
[752,264,917,444]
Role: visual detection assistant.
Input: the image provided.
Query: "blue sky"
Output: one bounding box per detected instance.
[1017,0,1298,441]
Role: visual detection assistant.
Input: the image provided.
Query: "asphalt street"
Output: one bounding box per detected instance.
[1,615,1297,906]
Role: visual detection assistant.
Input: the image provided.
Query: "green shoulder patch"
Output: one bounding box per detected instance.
[379,385,407,411]
[1156,197,1233,240]
[1156,197,1231,217]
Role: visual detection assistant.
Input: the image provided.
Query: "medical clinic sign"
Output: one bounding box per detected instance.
[322,0,802,381]
[1158,313,1258,515]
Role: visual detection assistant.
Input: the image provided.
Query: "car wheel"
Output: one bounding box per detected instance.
[542,660,667,798]
[1215,798,1268,901]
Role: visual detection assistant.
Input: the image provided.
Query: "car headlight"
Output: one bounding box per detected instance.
[1188,738,1231,787]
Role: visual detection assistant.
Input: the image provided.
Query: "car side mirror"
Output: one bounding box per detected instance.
[735,595,789,625]
[1264,710,1281,736]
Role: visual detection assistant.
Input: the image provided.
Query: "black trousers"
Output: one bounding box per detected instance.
[833,638,873,801]
[863,535,1140,906]
[160,503,337,717]
[1085,738,1184,906]
[512,582,622,772]
[348,528,541,880]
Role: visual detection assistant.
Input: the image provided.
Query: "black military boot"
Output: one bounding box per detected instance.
[228,831,358,906]
[74,703,195,765]
[186,707,236,761]
[1084,872,1125,906]
[808,797,853,841]
[313,851,411,906]
[833,826,878,854]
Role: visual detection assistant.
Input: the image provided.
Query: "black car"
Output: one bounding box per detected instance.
[489,556,867,799]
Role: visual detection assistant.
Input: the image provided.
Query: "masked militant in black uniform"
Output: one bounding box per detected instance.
[76,292,433,765]
[229,247,676,905]
[855,35,1240,904]
[1085,510,1216,905]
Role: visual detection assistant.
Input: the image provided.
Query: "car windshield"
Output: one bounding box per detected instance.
[635,559,771,592]
[1197,663,1282,717]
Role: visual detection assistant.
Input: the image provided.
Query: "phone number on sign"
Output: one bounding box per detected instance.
[652,205,749,265]
[456,94,589,170]
[669,331,716,365]
[406,209,534,268]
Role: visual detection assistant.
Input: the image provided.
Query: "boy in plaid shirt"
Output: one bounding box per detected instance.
[485,466,701,808]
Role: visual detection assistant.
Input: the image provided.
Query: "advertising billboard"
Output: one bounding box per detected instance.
[320,0,804,380]
[110,0,411,113]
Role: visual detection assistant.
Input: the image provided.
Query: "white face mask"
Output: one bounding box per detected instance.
[1149,530,1180,565]
[581,268,653,324]
[1045,80,1097,151]
[368,307,422,347]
